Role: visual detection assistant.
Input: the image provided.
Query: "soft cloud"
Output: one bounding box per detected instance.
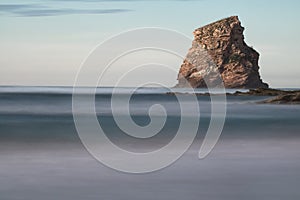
[49,0,198,1]
[13,8,132,17]
[0,4,132,17]
[0,4,44,11]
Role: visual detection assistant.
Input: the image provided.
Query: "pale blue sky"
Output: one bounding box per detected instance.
[0,0,299,87]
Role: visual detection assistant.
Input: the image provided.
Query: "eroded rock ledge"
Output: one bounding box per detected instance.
[232,88,300,104]
[166,88,300,104]
[177,16,268,89]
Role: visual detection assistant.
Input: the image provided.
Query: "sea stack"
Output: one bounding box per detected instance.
[177,16,268,88]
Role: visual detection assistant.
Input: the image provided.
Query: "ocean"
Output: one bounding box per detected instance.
[0,86,300,200]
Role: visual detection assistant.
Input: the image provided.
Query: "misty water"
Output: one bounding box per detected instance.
[0,86,300,200]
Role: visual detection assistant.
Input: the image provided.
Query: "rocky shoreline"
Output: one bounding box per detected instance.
[233,88,300,104]
[166,88,300,104]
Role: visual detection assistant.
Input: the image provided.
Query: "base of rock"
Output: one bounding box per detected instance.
[166,88,300,104]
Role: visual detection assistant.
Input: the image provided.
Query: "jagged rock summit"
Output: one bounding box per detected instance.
[177,16,268,88]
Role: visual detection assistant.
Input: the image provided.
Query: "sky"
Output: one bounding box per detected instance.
[0,0,299,87]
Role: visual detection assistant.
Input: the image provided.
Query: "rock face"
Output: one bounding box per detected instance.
[177,16,268,88]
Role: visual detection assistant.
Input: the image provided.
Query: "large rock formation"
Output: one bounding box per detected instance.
[177,16,268,88]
